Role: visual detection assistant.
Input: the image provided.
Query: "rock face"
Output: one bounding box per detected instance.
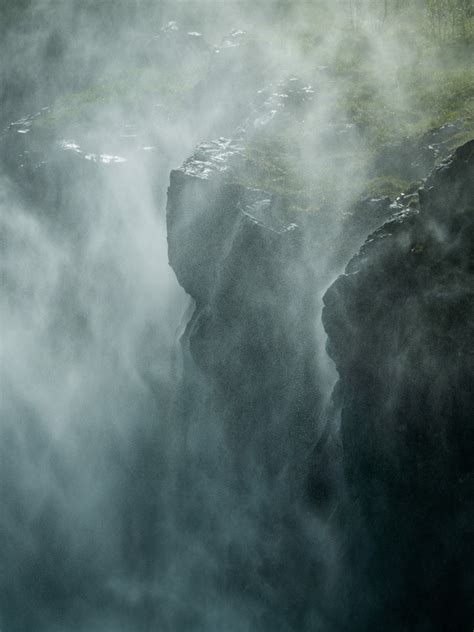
[167,137,322,482]
[167,88,473,629]
[323,140,474,630]
[166,135,349,631]
[165,118,399,488]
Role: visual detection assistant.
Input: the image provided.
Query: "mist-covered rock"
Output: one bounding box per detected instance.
[1,1,473,630]
[166,91,474,628]
[323,140,474,630]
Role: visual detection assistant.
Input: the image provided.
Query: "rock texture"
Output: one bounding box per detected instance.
[166,132,347,631]
[323,140,474,630]
[165,125,403,630]
[167,82,473,628]
[167,137,321,480]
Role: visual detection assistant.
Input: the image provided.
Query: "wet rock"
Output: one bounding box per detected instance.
[335,196,393,267]
[322,140,474,631]
[248,77,316,133]
[167,137,319,451]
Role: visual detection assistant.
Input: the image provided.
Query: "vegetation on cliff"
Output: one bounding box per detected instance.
[3,0,473,202]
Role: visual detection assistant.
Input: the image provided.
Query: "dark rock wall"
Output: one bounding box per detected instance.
[323,140,474,630]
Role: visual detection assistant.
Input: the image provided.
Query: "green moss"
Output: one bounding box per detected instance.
[32,59,206,132]
[30,10,473,212]
[361,176,410,199]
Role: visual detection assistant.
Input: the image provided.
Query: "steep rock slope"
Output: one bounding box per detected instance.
[167,74,473,626]
[166,121,352,628]
[323,140,474,631]
[165,109,398,628]
[167,135,322,485]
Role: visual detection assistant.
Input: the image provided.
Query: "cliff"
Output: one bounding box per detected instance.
[167,136,320,482]
[165,113,393,483]
[166,122,353,628]
[167,129,473,629]
[323,140,474,630]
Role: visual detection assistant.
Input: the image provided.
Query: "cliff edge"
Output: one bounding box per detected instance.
[323,140,474,630]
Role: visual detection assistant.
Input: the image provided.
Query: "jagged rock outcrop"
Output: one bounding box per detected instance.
[166,133,346,631]
[323,140,474,631]
[165,116,397,477]
[167,137,321,478]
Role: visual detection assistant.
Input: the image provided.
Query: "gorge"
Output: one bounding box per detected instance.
[1,2,473,631]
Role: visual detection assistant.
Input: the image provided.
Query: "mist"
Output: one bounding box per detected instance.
[1,1,472,630]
